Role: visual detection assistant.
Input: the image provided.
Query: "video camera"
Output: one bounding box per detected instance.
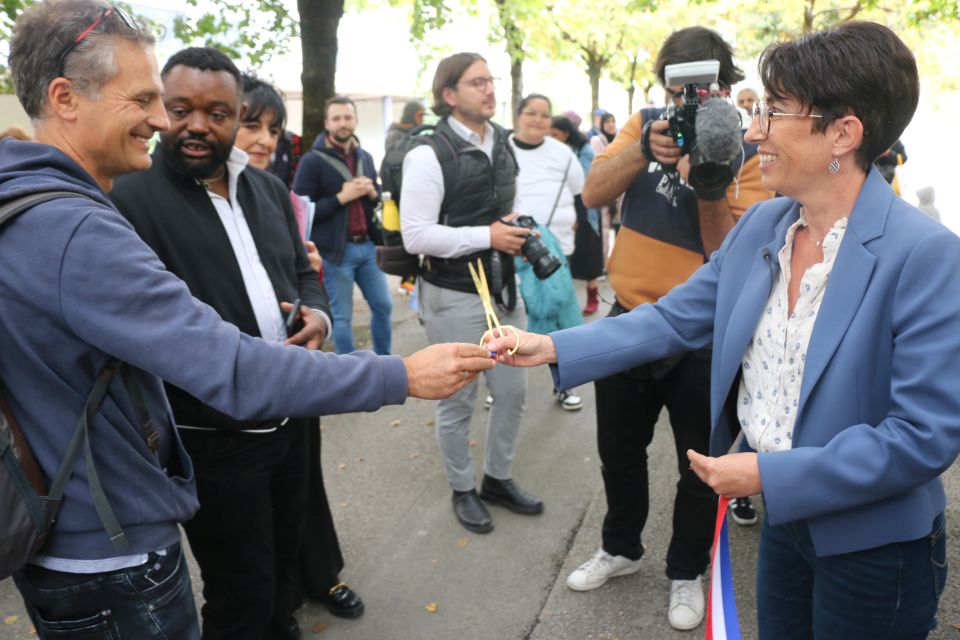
[661,60,743,200]
[663,59,722,155]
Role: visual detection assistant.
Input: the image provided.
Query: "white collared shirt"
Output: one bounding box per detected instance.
[207,147,288,344]
[399,116,499,258]
[737,211,848,452]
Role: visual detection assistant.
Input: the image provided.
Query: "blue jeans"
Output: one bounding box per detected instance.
[757,512,947,639]
[324,240,392,354]
[13,541,200,639]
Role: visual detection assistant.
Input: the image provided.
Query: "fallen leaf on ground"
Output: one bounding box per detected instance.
[425,603,439,613]
[339,502,348,508]
[409,452,420,460]
[311,622,327,633]
[458,537,469,548]
[468,439,477,448]
[425,420,435,427]
[3,616,17,625]
[337,463,347,470]
[356,457,364,463]
[390,419,401,427]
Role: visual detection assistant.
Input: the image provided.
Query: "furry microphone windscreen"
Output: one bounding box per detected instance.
[694,98,743,165]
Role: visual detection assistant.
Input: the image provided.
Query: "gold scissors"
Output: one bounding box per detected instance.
[467,258,521,355]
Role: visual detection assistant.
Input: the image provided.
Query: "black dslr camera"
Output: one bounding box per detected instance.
[501,215,561,280]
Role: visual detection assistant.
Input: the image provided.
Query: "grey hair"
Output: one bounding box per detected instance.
[9,0,155,122]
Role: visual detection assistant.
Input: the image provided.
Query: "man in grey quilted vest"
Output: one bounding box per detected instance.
[400,52,543,534]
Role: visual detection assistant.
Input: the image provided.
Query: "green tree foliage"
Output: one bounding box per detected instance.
[173,0,298,67]
[406,0,543,114]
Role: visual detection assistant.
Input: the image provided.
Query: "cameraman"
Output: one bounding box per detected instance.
[575,27,772,630]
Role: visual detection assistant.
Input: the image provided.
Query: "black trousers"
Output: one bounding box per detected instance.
[594,305,717,580]
[180,421,311,640]
[293,420,345,603]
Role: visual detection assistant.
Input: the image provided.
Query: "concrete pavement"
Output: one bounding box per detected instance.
[1,278,958,639]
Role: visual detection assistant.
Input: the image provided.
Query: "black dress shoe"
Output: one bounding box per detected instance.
[324,583,365,619]
[479,475,544,515]
[452,489,494,533]
[286,616,302,640]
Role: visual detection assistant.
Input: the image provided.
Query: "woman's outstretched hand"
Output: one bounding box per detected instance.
[483,327,558,367]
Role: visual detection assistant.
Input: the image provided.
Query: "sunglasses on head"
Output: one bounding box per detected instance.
[56,5,139,79]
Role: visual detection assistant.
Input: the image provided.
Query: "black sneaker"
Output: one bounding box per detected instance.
[729,497,758,526]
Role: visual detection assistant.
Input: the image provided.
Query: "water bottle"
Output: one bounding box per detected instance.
[382,191,400,231]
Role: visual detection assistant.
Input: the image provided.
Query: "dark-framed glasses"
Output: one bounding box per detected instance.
[458,76,497,92]
[751,101,824,136]
[56,5,139,79]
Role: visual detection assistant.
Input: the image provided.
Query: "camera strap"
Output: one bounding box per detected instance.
[488,250,516,313]
[545,157,572,229]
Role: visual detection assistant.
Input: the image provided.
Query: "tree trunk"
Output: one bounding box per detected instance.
[495,0,525,118]
[587,52,602,114]
[298,0,343,145]
[627,85,635,115]
[803,0,815,33]
[510,57,523,117]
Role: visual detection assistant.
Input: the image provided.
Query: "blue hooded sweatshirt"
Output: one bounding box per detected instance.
[0,139,408,561]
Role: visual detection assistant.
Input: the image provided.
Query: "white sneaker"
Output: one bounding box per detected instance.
[566,548,642,591]
[484,395,493,409]
[555,389,583,411]
[668,576,705,630]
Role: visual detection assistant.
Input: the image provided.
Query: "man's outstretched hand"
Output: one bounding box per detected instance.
[404,343,496,399]
[483,328,557,367]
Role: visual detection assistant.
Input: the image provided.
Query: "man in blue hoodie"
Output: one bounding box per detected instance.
[293,96,393,356]
[0,2,494,638]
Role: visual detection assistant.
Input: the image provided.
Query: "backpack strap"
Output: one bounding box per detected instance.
[421,132,459,210]
[45,358,129,550]
[311,149,366,182]
[0,191,89,228]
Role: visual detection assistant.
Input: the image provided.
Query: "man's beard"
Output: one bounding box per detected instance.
[329,128,354,145]
[161,133,234,180]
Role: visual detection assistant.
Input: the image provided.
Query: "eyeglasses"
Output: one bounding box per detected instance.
[458,76,497,92]
[56,5,139,79]
[751,101,824,136]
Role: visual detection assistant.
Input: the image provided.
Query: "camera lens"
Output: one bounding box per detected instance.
[522,235,561,279]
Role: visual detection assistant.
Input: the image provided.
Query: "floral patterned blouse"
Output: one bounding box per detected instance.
[737,210,849,452]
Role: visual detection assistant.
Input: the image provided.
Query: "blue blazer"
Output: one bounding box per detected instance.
[551,169,960,557]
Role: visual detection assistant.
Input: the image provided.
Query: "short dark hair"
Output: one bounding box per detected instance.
[759,21,919,172]
[323,95,356,121]
[431,52,486,118]
[161,47,242,96]
[517,93,552,117]
[241,74,286,131]
[655,26,745,89]
[550,115,587,152]
[10,0,155,120]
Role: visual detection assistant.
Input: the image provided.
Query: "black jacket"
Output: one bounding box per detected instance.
[111,147,328,430]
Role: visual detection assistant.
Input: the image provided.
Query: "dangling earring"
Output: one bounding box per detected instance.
[828,155,840,174]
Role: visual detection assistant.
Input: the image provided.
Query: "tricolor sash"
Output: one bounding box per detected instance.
[706,496,741,639]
